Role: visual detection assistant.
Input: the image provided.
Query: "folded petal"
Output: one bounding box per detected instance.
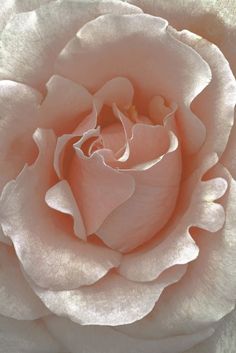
[117,162,234,340]
[0,243,49,320]
[45,315,214,353]
[56,13,211,154]
[0,128,121,290]
[0,315,62,353]
[0,0,142,90]
[32,266,186,326]
[97,131,181,252]
[69,141,135,235]
[119,154,227,282]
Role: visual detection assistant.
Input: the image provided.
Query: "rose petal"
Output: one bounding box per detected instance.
[0,315,62,353]
[170,29,236,168]
[117,163,234,340]
[0,243,49,320]
[96,131,181,252]
[101,123,126,154]
[0,0,142,90]
[45,180,86,240]
[31,266,186,326]
[39,75,93,135]
[0,128,121,290]
[184,308,236,353]
[45,315,215,353]
[68,132,136,235]
[56,13,211,154]
[119,154,227,282]
[127,0,236,75]
[0,80,42,193]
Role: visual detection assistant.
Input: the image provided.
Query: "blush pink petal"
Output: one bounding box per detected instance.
[0,315,63,353]
[69,143,135,236]
[0,0,142,90]
[170,29,236,169]
[116,163,233,341]
[119,154,227,282]
[101,123,126,154]
[45,316,215,353]
[0,243,49,320]
[0,129,121,290]
[97,131,181,252]
[45,180,86,240]
[39,75,94,135]
[56,13,211,154]
[31,266,186,326]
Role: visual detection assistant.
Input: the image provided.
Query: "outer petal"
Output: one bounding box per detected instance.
[0,129,121,290]
[56,13,211,154]
[127,0,236,75]
[0,0,142,90]
[117,165,235,340]
[0,315,63,353]
[32,267,186,326]
[45,315,214,353]
[184,308,236,353]
[0,243,49,320]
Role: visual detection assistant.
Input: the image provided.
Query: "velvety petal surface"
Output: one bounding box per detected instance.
[0,0,142,90]
[0,315,63,353]
[0,129,121,290]
[45,315,214,353]
[118,154,227,282]
[117,164,234,340]
[56,13,211,154]
[32,266,186,326]
[0,243,49,320]
[96,131,181,252]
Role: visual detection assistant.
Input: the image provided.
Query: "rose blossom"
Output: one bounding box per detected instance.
[0,0,235,352]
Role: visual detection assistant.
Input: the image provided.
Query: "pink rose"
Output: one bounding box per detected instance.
[0,1,235,353]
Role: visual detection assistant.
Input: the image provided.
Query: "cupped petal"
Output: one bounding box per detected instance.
[31,266,186,326]
[117,163,234,340]
[56,13,211,154]
[0,243,49,320]
[96,131,181,252]
[119,154,227,282]
[45,180,86,240]
[39,75,93,135]
[0,315,63,353]
[169,29,236,169]
[0,80,42,193]
[45,315,214,353]
[127,0,236,75]
[69,140,135,236]
[0,0,142,90]
[0,128,121,290]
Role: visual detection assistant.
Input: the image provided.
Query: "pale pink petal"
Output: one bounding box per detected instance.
[169,29,236,168]
[116,163,234,340]
[0,129,121,290]
[39,75,93,135]
[101,123,126,154]
[222,121,236,179]
[31,266,186,326]
[0,80,42,193]
[0,315,62,353]
[45,180,86,240]
[97,132,181,252]
[127,0,236,75]
[184,308,236,353]
[69,144,135,235]
[94,76,134,109]
[45,316,214,353]
[0,243,49,320]
[0,1,142,90]
[119,154,227,282]
[56,13,211,154]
